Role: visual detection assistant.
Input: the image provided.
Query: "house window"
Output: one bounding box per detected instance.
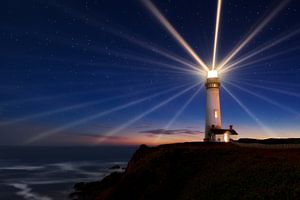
[214,110,218,119]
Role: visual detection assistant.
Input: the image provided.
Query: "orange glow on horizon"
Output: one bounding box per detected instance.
[34,127,300,146]
[87,133,203,146]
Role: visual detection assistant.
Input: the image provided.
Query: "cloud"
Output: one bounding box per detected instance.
[140,129,203,135]
[76,133,127,140]
[133,121,153,129]
[23,132,131,146]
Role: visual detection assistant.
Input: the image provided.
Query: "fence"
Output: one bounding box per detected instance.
[233,142,300,149]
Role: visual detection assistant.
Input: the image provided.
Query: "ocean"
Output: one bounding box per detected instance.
[0,146,137,200]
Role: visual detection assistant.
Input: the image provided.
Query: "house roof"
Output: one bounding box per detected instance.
[210,128,238,135]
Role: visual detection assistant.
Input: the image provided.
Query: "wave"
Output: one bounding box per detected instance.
[0,161,127,172]
[8,183,52,200]
[48,161,127,170]
[45,161,126,176]
[21,177,105,185]
[0,165,45,171]
[2,161,127,199]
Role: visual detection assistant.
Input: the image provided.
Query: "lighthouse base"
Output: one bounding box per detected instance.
[204,126,239,143]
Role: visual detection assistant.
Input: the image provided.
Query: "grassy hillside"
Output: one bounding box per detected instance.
[70,142,300,200]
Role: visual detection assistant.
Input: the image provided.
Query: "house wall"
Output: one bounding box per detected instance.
[215,134,225,142]
[215,132,238,142]
[230,135,239,141]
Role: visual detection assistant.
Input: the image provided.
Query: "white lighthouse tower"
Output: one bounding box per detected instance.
[204,70,222,141]
[204,70,238,142]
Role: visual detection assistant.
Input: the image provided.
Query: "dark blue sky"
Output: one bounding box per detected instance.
[0,0,300,145]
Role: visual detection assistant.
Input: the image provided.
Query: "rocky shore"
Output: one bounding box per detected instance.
[70,141,300,200]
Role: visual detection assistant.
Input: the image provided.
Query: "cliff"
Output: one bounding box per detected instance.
[70,142,300,200]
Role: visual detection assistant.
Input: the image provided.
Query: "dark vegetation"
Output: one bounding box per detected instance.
[238,138,300,144]
[70,142,300,200]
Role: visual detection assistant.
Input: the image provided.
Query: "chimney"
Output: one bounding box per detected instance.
[229,125,233,130]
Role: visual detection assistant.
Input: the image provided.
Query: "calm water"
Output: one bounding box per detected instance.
[0,146,136,200]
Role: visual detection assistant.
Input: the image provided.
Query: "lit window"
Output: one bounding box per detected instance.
[214,110,218,118]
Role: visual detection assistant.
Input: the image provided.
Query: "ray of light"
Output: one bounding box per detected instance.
[217,0,290,70]
[224,81,300,116]
[141,0,209,71]
[165,85,203,129]
[50,1,205,74]
[95,81,202,144]
[102,49,199,75]
[221,28,300,73]
[222,85,274,136]
[33,26,203,75]
[0,87,111,106]
[230,79,300,98]
[151,85,203,143]
[235,78,300,88]
[104,29,205,74]
[221,46,300,74]
[69,34,204,74]
[237,68,299,75]
[0,76,180,106]
[24,81,195,144]
[212,0,222,70]
[13,51,194,76]
[2,55,191,88]
[0,81,178,126]
[88,39,202,74]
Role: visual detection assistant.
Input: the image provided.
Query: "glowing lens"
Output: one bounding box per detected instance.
[207,70,218,78]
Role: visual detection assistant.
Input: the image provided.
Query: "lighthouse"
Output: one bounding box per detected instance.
[205,70,222,140]
[204,70,238,142]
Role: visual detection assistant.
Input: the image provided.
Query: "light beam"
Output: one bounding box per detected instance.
[222,85,273,136]
[95,82,202,144]
[51,0,207,74]
[141,0,209,71]
[0,82,177,126]
[225,81,300,117]
[220,46,300,74]
[105,29,205,73]
[165,85,203,129]
[24,82,195,144]
[221,28,300,73]
[212,0,222,70]
[231,80,300,98]
[217,0,290,70]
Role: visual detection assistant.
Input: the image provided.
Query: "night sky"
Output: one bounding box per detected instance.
[0,0,300,145]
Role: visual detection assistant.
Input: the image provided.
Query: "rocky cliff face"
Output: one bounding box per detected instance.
[70,142,300,200]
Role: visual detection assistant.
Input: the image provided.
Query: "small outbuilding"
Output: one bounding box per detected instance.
[205,125,238,142]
